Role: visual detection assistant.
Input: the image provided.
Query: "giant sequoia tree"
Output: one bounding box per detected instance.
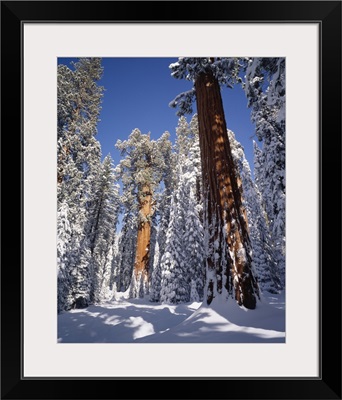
[116,129,172,297]
[170,58,259,309]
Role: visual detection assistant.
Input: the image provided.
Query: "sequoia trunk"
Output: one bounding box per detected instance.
[134,184,153,282]
[195,69,259,309]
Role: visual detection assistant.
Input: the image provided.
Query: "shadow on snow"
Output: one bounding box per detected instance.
[57,298,195,343]
[57,292,285,343]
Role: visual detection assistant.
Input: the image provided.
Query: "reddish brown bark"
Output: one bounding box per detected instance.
[195,69,259,309]
[134,185,153,282]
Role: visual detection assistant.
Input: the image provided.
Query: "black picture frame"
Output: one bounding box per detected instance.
[1,1,341,399]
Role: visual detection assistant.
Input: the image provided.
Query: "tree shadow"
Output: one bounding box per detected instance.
[58,297,285,344]
[137,308,285,343]
[57,300,195,343]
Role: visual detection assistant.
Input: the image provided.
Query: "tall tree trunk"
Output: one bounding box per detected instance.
[195,69,259,309]
[134,184,153,282]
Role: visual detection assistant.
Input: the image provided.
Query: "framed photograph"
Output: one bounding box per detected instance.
[1,1,341,399]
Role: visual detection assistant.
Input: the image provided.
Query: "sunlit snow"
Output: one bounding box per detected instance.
[58,291,285,343]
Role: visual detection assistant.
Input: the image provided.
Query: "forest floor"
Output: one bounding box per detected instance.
[58,291,285,343]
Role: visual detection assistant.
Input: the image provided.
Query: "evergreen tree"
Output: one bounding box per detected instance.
[244,58,286,287]
[160,193,189,304]
[116,129,172,297]
[184,186,205,300]
[189,114,203,208]
[179,116,205,300]
[109,232,121,293]
[88,155,120,303]
[57,58,104,311]
[150,133,176,302]
[57,201,73,312]
[152,115,205,303]
[149,241,162,302]
[116,198,137,292]
[229,131,281,293]
[170,58,259,309]
[57,58,103,191]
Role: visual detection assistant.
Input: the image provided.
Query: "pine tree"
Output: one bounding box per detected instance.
[229,131,281,293]
[57,201,73,312]
[109,232,121,293]
[244,58,286,287]
[178,115,205,300]
[149,241,162,302]
[57,58,104,311]
[159,193,189,304]
[184,187,205,300]
[57,58,103,190]
[153,115,205,303]
[148,131,174,289]
[116,201,137,292]
[189,114,203,208]
[150,133,176,302]
[88,154,120,303]
[170,58,259,309]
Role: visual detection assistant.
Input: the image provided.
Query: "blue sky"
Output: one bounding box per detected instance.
[58,57,258,174]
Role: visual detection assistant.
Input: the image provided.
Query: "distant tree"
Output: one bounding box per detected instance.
[149,131,175,289]
[180,116,205,300]
[184,186,205,300]
[170,58,259,309]
[149,240,162,302]
[88,155,120,303]
[159,193,189,304]
[116,194,137,292]
[157,115,205,303]
[116,129,172,297]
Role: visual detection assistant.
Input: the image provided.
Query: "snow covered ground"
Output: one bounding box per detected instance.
[58,291,285,343]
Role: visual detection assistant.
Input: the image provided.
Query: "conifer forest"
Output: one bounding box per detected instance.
[57,57,286,343]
